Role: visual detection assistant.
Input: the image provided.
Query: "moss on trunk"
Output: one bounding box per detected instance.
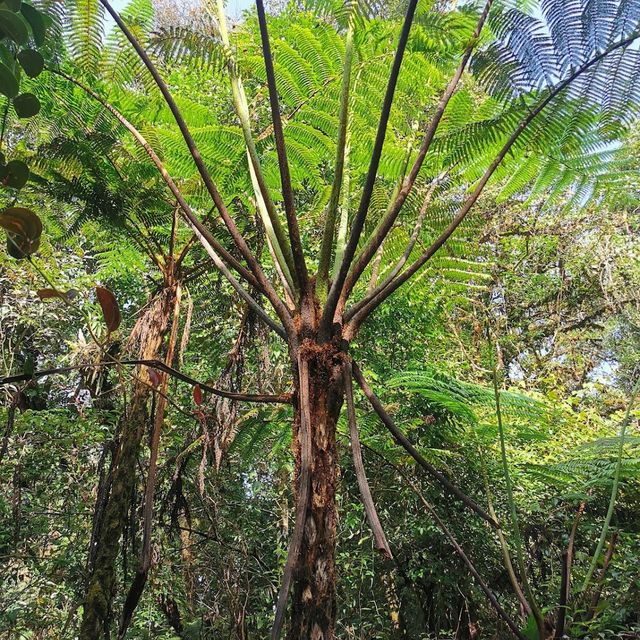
[79,286,177,639]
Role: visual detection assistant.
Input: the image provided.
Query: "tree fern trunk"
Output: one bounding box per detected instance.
[288,336,344,640]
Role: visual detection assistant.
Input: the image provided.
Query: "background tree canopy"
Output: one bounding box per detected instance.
[0,0,639,638]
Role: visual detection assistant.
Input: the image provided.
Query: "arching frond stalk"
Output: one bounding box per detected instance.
[212,0,299,295]
[248,155,297,298]
[319,0,420,339]
[351,361,499,528]
[97,0,295,338]
[492,352,545,640]
[345,27,640,334]
[479,455,533,617]
[49,68,286,339]
[344,361,392,558]
[256,0,310,295]
[332,103,353,282]
[342,0,495,303]
[317,16,355,297]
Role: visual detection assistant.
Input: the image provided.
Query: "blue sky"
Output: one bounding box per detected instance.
[111,0,254,18]
[225,0,254,16]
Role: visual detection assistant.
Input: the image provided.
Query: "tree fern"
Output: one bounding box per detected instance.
[474,0,640,119]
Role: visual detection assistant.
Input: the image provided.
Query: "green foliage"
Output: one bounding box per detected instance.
[2,0,640,638]
[389,366,551,435]
[0,0,51,215]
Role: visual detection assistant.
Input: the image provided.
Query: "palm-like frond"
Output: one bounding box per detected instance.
[150,25,228,73]
[102,0,157,93]
[473,0,640,122]
[389,367,551,430]
[65,0,105,74]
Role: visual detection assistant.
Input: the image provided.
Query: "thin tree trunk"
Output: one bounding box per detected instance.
[85,357,119,586]
[0,396,17,465]
[119,282,182,637]
[80,285,178,639]
[85,439,116,586]
[12,461,21,552]
[158,594,185,638]
[586,532,619,621]
[80,388,148,639]
[555,501,584,639]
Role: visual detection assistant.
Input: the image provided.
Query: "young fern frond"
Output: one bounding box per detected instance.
[102,0,156,92]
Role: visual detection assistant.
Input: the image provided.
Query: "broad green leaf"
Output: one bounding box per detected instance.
[0,41,14,68]
[20,2,46,46]
[0,8,29,45]
[1,0,21,11]
[17,48,43,77]
[13,91,39,117]
[521,615,538,640]
[0,59,18,97]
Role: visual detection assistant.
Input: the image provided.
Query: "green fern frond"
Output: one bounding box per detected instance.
[66,0,105,75]
[389,367,550,430]
[150,25,227,73]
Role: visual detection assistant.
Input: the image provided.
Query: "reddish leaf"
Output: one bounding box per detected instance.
[193,384,203,406]
[0,206,42,239]
[148,368,161,387]
[96,286,121,333]
[37,288,68,301]
[1,207,42,258]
